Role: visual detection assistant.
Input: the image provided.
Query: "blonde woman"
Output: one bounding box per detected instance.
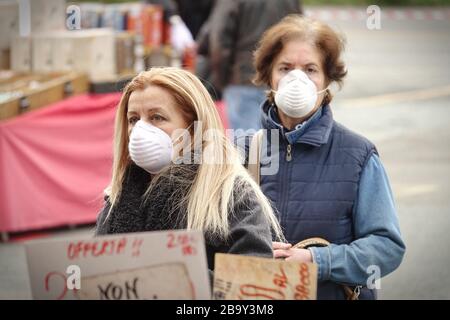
[95,67,283,272]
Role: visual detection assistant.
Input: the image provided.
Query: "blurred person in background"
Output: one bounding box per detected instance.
[207,0,303,132]
[195,11,219,101]
[242,15,405,299]
[95,67,284,274]
[145,0,214,55]
[173,0,214,39]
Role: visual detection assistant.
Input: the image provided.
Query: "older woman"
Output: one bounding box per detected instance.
[95,67,283,273]
[243,15,405,299]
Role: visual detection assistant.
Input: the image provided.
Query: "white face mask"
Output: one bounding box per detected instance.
[273,69,327,118]
[128,120,174,174]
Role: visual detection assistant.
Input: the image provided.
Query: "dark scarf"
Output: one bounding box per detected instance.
[97,162,199,235]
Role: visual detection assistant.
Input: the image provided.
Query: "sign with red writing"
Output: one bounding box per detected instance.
[25,230,210,300]
[213,254,317,300]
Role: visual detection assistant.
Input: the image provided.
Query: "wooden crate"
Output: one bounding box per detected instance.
[0,72,89,121]
[89,72,135,94]
[0,72,60,92]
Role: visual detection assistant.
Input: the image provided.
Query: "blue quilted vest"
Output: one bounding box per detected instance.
[258,102,378,299]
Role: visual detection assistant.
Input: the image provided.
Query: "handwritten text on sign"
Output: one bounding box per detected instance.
[25,230,210,300]
[213,253,318,300]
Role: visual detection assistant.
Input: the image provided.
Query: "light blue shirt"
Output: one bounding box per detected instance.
[309,153,406,285]
[266,104,405,286]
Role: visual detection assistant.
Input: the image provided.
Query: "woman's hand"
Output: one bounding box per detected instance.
[273,245,313,263]
[272,241,292,250]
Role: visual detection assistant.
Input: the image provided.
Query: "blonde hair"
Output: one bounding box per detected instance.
[106,67,284,241]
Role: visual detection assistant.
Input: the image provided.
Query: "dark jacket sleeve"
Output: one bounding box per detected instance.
[226,185,274,258]
[208,0,238,91]
[205,181,274,271]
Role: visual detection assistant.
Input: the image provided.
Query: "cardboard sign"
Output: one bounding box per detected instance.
[213,254,318,300]
[25,230,210,300]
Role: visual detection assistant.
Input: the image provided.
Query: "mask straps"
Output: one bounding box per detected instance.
[317,86,329,95]
[172,122,194,144]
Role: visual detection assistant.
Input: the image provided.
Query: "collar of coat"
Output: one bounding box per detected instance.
[260,100,334,147]
[103,162,199,235]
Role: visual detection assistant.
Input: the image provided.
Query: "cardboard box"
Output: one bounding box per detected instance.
[11,37,32,72]
[32,33,71,73]
[32,36,54,73]
[1,0,64,50]
[52,36,75,72]
[29,0,66,33]
[71,29,117,81]
[0,0,19,51]
[27,29,116,81]
[32,32,76,73]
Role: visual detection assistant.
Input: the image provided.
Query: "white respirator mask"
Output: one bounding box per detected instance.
[128,120,174,174]
[273,69,327,118]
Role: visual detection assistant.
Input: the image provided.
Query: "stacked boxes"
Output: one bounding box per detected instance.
[11,37,32,72]
[12,29,116,82]
[29,0,66,33]
[68,29,117,81]
[5,0,66,72]
[0,1,19,69]
[2,1,177,97]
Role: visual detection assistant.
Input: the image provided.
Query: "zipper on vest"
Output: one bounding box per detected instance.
[279,141,293,228]
[286,144,292,161]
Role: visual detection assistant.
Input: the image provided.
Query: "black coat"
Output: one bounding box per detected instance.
[95,163,273,271]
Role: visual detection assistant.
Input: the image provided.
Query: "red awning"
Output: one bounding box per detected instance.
[0,93,229,233]
[0,93,120,232]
